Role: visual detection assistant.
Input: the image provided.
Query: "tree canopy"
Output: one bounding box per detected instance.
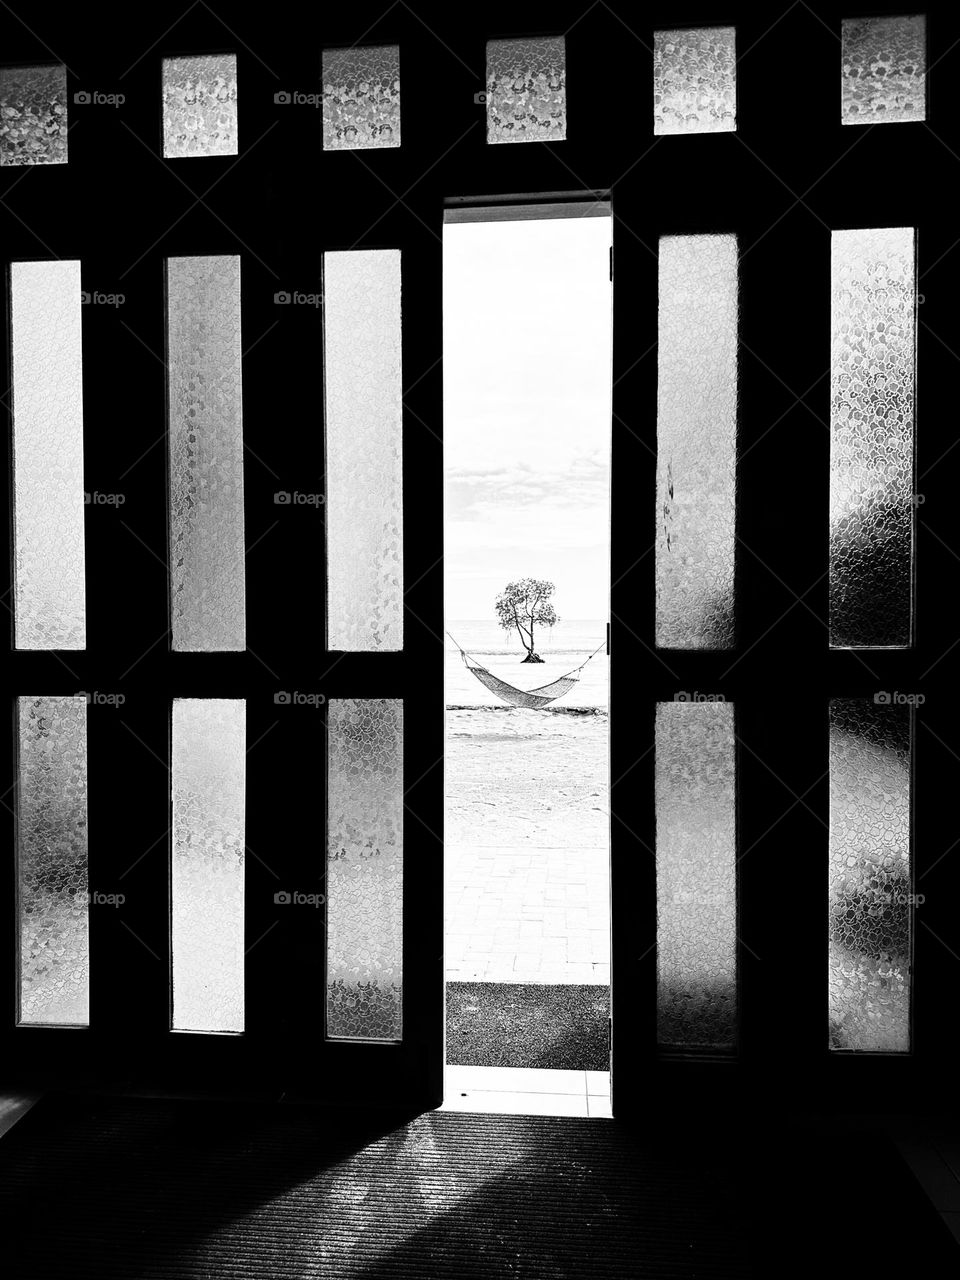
[495,578,559,662]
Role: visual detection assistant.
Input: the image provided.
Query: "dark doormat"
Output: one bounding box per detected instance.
[446,981,609,1069]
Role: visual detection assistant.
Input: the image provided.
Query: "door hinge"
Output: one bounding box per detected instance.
[609,245,613,282]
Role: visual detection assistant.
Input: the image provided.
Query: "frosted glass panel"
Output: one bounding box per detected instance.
[656,235,738,649]
[322,45,400,150]
[0,64,68,165]
[830,228,915,649]
[486,36,566,144]
[324,250,403,651]
[10,260,86,650]
[17,696,89,1026]
[327,699,403,1041]
[167,255,246,651]
[656,701,736,1048]
[162,53,238,157]
[172,699,245,1033]
[829,698,912,1052]
[841,16,926,125]
[654,28,737,135]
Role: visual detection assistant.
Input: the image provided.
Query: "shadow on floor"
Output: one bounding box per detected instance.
[0,1093,957,1278]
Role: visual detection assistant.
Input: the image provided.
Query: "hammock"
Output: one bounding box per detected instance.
[447,632,606,710]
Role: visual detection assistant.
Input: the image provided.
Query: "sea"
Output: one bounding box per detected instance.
[446,619,607,657]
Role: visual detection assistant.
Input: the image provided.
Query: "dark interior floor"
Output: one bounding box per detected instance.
[0,1093,957,1278]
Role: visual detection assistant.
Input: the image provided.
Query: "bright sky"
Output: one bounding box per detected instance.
[443,213,613,621]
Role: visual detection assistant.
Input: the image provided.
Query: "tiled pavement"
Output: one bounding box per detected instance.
[441,1065,612,1118]
[445,843,609,985]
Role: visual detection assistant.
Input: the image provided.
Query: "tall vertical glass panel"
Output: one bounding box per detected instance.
[829,697,912,1052]
[655,700,737,1048]
[171,699,246,1033]
[323,250,403,651]
[486,36,566,144]
[830,228,916,649]
[17,696,89,1025]
[167,255,246,651]
[656,234,738,649]
[10,259,86,650]
[326,699,403,1041]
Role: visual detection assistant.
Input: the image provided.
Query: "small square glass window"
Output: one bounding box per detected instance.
[0,63,68,165]
[653,28,737,135]
[486,36,566,144]
[841,15,926,125]
[322,45,401,150]
[162,53,238,158]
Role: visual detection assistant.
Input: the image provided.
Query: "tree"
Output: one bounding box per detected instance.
[494,578,559,663]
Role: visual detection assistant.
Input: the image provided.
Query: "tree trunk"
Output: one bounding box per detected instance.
[521,652,544,663]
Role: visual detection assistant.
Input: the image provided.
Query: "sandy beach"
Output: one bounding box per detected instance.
[445,630,610,987]
[445,706,608,849]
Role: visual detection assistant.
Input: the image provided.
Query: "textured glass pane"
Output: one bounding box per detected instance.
[172,699,245,1033]
[162,53,238,157]
[656,235,738,649]
[323,250,403,651]
[322,45,400,150]
[829,698,912,1052]
[327,699,403,1041]
[486,36,566,144]
[656,701,737,1048]
[0,64,68,165]
[654,28,737,135]
[17,696,88,1026]
[167,255,246,651]
[842,16,926,125]
[10,260,86,650]
[830,228,916,649]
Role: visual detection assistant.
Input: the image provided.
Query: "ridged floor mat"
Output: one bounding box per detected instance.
[2,1093,957,1278]
[0,1093,751,1278]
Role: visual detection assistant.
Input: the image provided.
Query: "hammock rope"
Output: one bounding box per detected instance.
[446,631,606,710]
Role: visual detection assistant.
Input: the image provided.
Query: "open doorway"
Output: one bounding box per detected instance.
[442,201,612,1117]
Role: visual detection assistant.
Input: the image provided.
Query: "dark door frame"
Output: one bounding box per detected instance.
[1,0,958,1118]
